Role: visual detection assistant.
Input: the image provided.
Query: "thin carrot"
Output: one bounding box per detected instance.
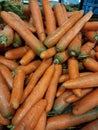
[0,56,18,70]
[73,88,98,115]
[19,48,36,65]
[40,47,56,59]
[0,114,10,125]
[45,64,62,112]
[21,58,52,103]
[43,10,84,48]
[56,85,66,97]
[1,11,47,56]
[10,68,25,109]
[56,11,93,52]
[58,73,69,83]
[67,11,81,17]
[42,0,56,35]
[60,3,68,20]
[46,107,98,130]
[12,64,54,126]
[30,0,46,41]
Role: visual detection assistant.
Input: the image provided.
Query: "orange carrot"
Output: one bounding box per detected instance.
[73,88,98,115]
[56,11,93,52]
[58,73,69,83]
[89,49,96,59]
[0,114,10,125]
[19,48,36,65]
[21,58,52,103]
[56,85,66,97]
[5,45,29,60]
[45,64,62,112]
[60,3,68,20]
[30,0,46,41]
[12,64,54,126]
[1,11,47,56]
[67,11,81,17]
[10,69,25,109]
[43,10,84,48]
[42,0,56,35]
[40,47,56,59]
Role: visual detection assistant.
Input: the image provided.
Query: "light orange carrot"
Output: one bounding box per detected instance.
[58,73,69,83]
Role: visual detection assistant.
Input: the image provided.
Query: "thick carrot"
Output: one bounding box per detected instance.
[34,111,46,130]
[17,60,41,74]
[5,45,29,60]
[73,88,98,115]
[0,56,18,70]
[62,72,98,89]
[56,85,66,97]
[21,58,52,103]
[0,64,13,90]
[10,69,25,109]
[45,64,62,112]
[43,10,84,48]
[0,114,10,125]
[14,99,47,130]
[12,64,54,126]
[30,0,46,41]
[1,11,47,56]
[80,119,98,130]
[46,107,98,130]
[42,0,56,35]
[54,50,70,64]
[40,47,56,59]
[56,11,93,52]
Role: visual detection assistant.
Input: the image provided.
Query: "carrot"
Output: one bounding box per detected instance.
[85,31,98,43]
[56,85,66,97]
[23,5,31,20]
[10,68,25,109]
[0,64,13,90]
[82,21,98,31]
[19,48,36,65]
[25,72,33,85]
[67,11,81,17]
[73,88,98,115]
[0,25,14,48]
[58,73,69,83]
[56,11,93,52]
[21,58,52,103]
[80,119,98,130]
[46,107,98,130]
[1,11,47,56]
[17,60,41,74]
[89,49,96,59]
[12,64,54,126]
[30,0,46,42]
[0,114,10,125]
[0,72,14,118]
[83,57,98,72]
[42,0,56,35]
[60,3,68,20]
[78,42,96,59]
[5,45,29,60]
[40,47,56,59]
[34,111,46,130]
[0,56,18,70]
[45,64,62,112]
[54,3,68,26]
[68,33,82,56]
[43,10,84,48]
[54,50,70,64]
[14,99,47,130]
[53,90,72,114]
[62,72,98,89]
[95,45,98,52]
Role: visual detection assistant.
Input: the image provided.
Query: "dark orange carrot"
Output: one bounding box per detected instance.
[12,64,54,126]
[23,5,31,20]
[45,64,62,112]
[1,11,47,56]
[0,114,10,125]
[5,46,29,60]
[73,88,98,115]
[10,69,25,109]
[43,10,84,48]
[30,0,46,41]
[40,47,56,59]
[14,99,47,130]
[46,107,98,130]
[0,64,13,90]
[56,11,93,52]
[42,0,56,35]
[0,56,18,70]
[58,73,69,83]
[19,48,36,65]
[56,85,66,97]
[21,58,52,103]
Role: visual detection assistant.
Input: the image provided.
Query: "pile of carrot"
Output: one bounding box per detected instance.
[0,0,98,130]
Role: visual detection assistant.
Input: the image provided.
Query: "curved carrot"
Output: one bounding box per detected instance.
[56,85,66,97]
[56,11,93,52]
[30,0,46,41]
[0,114,10,125]
[43,10,84,48]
